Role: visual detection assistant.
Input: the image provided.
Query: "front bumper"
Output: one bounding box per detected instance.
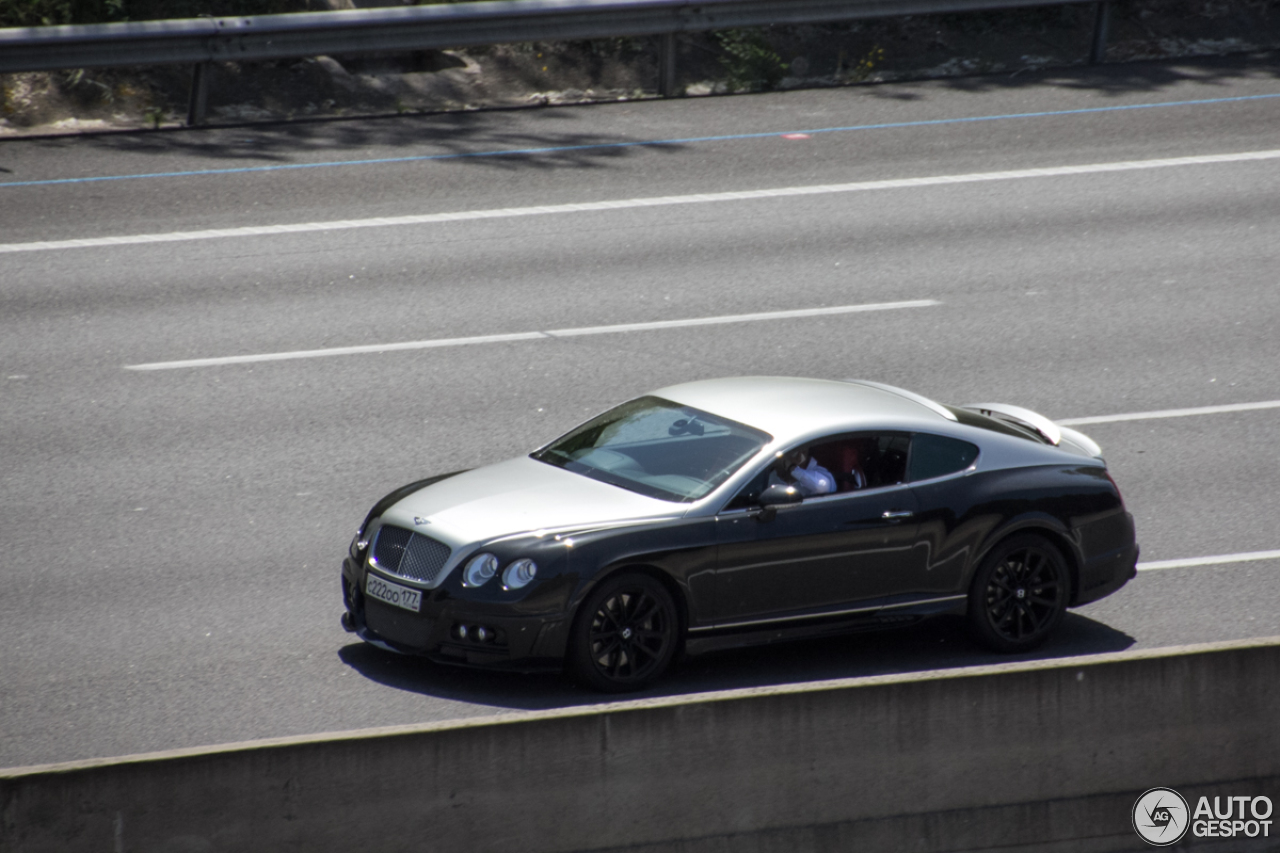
[341,556,572,672]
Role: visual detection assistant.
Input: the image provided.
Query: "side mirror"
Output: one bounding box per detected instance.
[759,484,803,507]
[754,484,802,521]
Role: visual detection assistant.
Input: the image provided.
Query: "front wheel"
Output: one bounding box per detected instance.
[568,573,679,693]
[968,534,1070,653]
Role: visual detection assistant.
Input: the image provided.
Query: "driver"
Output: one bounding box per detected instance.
[768,448,835,496]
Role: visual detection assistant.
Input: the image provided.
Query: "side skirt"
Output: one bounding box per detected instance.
[683,596,966,657]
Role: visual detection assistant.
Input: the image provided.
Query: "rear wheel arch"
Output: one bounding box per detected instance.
[967,531,1072,652]
[1008,527,1081,607]
[972,523,1082,607]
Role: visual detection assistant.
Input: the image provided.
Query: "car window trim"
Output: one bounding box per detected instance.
[907,461,980,487]
[719,430,914,513]
[716,480,914,516]
[715,452,980,514]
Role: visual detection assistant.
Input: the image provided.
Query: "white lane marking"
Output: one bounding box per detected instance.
[1138,550,1280,571]
[1058,400,1280,426]
[124,300,940,371]
[543,301,935,337]
[126,332,550,371]
[6,149,1280,255]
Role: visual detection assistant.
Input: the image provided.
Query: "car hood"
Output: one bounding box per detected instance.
[380,455,683,548]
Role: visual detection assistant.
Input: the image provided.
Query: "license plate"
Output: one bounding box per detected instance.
[365,573,422,613]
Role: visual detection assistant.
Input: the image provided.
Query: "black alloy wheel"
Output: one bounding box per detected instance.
[968,534,1070,653]
[569,573,678,692]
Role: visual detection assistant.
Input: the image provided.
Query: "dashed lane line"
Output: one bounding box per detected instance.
[1138,550,1280,571]
[123,300,941,371]
[1059,400,1280,426]
[5,149,1280,254]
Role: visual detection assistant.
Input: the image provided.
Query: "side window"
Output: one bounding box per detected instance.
[810,434,909,491]
[723,433,914,510]
[908,434,979,482]
[865,434,911,488]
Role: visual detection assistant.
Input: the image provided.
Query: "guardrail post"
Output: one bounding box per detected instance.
[1089,1,1111,64]
[187,61,210,126]
[658,32,677,97]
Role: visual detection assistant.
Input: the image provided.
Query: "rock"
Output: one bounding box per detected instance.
[211,104,275,120]
[51,117,110,129]
[314,56,357,91]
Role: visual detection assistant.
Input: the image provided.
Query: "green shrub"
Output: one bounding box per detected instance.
[716,28,788,91]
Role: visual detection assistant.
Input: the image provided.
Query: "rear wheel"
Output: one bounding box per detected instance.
[968,534,1070,652]
[568,573,678,692]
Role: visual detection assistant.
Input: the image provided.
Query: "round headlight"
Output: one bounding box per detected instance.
[502,558,538,590]
[462,553,499,588]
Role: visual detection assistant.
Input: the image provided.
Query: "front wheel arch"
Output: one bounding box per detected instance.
[569,564,690,651]
[566,568,685,692]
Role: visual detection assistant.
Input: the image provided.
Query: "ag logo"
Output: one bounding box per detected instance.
[1133,787,1191,846]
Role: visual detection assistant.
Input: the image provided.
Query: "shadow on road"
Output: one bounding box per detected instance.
[20,104,692,173]
[7,50,1276,176]
[337,611,1136,713]
[876,48,1280,99]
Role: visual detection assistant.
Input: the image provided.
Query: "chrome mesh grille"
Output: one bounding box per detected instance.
[371,525,411,572]
[371,525,451,584]
[398,533,451,582]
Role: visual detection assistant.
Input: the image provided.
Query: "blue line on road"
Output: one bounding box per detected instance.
[4,92,1279,189]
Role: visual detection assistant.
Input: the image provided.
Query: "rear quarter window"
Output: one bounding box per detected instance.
[909,434,979,482]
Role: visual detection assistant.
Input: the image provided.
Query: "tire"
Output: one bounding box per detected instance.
[568,573,679,693]
[967,534,1070,653]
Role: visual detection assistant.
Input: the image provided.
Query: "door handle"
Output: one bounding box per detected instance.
[882,509,914,520]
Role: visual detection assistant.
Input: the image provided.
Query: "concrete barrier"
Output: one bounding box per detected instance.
[4,637,1279,853]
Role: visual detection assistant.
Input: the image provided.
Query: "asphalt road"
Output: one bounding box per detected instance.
[2,53,1278,770]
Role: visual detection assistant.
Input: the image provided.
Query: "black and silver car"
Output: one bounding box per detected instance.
[341,377,1138,691]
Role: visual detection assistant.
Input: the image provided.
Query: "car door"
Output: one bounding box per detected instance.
[711,433,924,625]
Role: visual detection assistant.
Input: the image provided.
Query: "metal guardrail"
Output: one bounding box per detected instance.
[0,0,1112,125]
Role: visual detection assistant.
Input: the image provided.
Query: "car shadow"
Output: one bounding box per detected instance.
[337,611,1135,712]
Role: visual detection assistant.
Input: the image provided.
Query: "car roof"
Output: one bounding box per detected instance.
[653,376,952,440]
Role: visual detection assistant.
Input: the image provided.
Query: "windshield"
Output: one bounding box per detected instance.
[531,396,772,502]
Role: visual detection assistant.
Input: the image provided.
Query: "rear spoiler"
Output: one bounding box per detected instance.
[839,382,1104,459]
[962,403,1061,445]
[960,403,1103,460]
